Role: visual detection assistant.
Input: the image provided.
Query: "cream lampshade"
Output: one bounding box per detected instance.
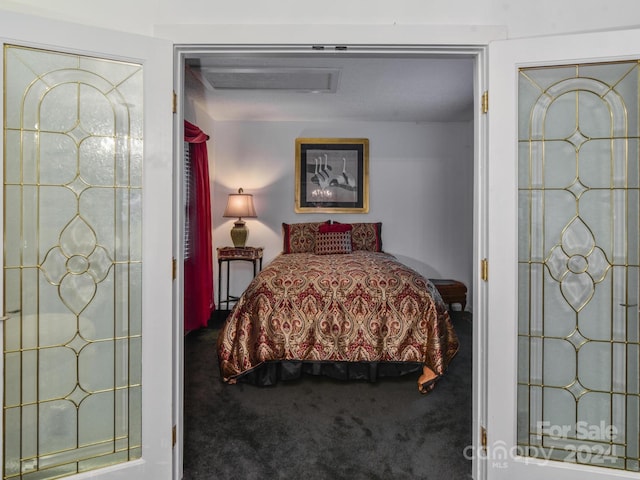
[222,188,257,248]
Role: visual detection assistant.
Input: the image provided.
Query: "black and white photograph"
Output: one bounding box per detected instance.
[295,138,369,213]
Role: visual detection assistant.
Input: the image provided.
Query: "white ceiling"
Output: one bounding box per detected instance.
[185,54,475,123]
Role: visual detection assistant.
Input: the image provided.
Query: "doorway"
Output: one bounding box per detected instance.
[174,44,487,480]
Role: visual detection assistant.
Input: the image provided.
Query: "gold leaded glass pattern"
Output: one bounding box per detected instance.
[3,45,143,479]
[518,61,640,472]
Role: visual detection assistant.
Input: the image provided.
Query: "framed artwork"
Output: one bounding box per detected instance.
[294,138,369,213]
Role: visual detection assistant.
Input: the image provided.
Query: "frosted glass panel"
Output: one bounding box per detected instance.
[3,45,143,479]
[518,61,640,472]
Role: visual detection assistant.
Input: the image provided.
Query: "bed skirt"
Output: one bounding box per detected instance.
[229,360,425,386]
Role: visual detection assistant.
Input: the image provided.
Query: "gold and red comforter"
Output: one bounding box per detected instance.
[217,251,459,391]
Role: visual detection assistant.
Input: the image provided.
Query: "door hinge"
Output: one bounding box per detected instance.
[172,91,177,114]
[481,258,488,282]
[481,426,487,451]
[172,258,177,280]
[172,425,177,447]
[482,91,488,114]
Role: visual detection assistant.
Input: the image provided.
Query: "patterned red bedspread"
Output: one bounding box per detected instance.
[217,251,459,387]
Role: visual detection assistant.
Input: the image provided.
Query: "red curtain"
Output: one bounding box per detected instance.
[184,120,214,331]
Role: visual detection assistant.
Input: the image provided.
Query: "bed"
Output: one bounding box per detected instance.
[217,221,459,393]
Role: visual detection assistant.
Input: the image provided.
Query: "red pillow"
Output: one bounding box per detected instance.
[318,223,353,233]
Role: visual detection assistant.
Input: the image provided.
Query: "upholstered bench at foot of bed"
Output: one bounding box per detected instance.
[429,279,467,311]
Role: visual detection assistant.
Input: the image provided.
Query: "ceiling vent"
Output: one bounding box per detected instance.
[192,67,341,93]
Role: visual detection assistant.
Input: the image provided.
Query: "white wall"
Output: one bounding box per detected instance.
[2,0,640,39]
[195,118,473,309]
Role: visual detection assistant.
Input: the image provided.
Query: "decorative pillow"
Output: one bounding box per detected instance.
[334,222,383,252]
[314,231,353,255]
[282,221,330,253]
[318,223,353,234]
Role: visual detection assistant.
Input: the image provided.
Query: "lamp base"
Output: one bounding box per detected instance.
[230,219,248,248]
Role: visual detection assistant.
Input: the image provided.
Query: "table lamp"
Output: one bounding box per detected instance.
[223,188,257,247]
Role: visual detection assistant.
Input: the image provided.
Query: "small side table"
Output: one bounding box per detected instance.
[429,279,467,311]
[217,247,264,310]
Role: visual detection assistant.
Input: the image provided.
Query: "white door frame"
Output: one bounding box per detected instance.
[172,50,186,480]
[173,41,491,480]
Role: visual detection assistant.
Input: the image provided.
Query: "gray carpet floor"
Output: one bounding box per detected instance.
[183,311,472,480]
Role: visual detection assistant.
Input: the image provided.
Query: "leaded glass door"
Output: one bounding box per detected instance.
[1,11,173,480]
[488,28,640,480]
[517,61,639,473]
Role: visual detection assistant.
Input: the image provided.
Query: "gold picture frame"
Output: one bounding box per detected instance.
[294,138,369,213]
